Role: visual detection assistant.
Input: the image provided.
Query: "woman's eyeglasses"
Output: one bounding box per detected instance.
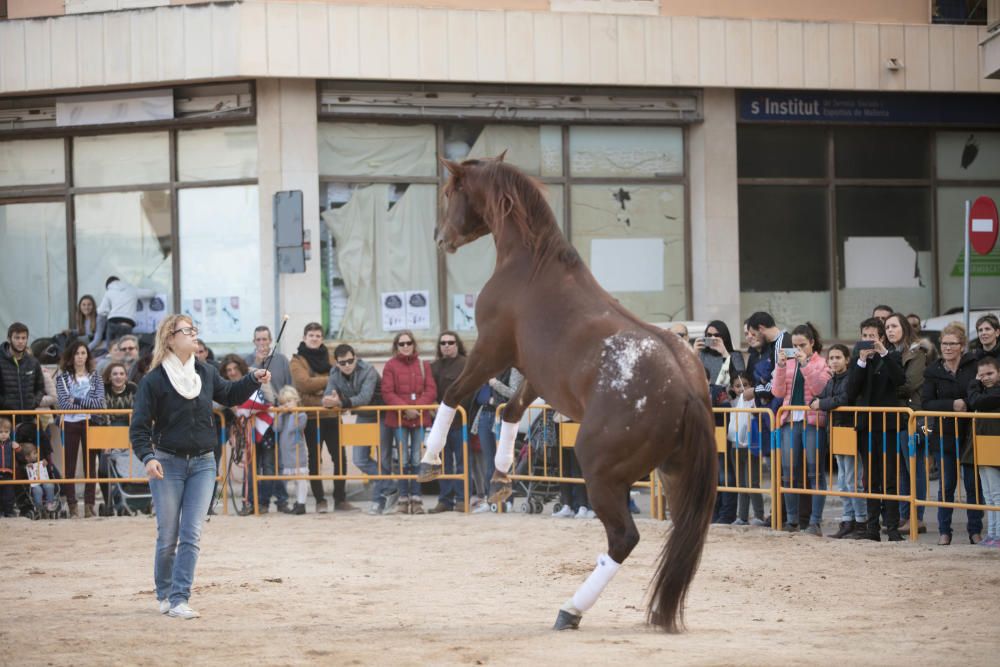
[172,326,198,336]
[439,340,456,346]
[397,340,414,348]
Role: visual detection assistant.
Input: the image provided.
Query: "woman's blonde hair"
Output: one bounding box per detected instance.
[150,314,193,370]
[941,321,967,347]
[277,385,301,405]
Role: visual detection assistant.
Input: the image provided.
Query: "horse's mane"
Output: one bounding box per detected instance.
[463,159,581,270]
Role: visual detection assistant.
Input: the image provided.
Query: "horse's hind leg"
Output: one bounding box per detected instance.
[553,432,640,630]
[487,380,539,504]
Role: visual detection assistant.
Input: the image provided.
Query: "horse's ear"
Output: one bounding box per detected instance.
[496,149,508,163]
[441,158,463,178]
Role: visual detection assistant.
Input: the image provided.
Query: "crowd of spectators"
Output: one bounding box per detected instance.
[1,291,999,545]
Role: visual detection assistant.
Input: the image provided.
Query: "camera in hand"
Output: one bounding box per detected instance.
[856,340,874,350]
[783,347,798,358]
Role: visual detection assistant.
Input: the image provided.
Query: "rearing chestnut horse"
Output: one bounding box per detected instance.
[418,155,716,633]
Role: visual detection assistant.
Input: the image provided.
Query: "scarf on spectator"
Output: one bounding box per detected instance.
[297,342,331,375]
[161,352,202,400]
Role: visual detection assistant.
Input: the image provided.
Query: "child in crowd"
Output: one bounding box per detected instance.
[966,356,1000,547]
[275,386,309,515]
[728,371,767,526]
[811,344,867,539]
[0,417,21,517]
[20,442,59,519]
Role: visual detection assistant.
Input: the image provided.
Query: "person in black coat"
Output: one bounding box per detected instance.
[130,315,270,619]
[846,317,906,541]
[921,322,983,545]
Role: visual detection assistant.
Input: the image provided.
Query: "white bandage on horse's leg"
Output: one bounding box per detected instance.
[421,404,457,463]
[570,554,622,613]
[494,420,519,474]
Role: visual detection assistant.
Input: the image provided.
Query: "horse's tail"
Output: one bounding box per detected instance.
[648,394,717,633]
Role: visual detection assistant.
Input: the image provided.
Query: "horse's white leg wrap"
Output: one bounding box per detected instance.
[494,420,519,474]
[570,553,621,614]
[421,404,457,464]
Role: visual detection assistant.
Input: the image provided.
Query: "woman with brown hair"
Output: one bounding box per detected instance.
[55,340,106,518]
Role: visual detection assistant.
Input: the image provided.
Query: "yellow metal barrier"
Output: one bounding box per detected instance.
[711,407,779,530]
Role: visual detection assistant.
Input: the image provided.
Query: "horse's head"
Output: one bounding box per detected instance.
[436,153,507,253]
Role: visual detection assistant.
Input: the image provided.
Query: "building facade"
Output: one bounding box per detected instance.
[1,0,998,352]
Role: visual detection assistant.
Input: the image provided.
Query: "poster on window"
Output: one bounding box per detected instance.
[381,291,406,331]
[181,296,241,339]
[405,290,431,330]
[453,293,478,331]
[133,293,169,334]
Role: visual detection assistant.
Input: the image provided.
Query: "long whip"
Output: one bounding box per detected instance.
[261,314,290,377]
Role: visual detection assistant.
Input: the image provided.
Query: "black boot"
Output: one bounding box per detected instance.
[886,522,904,542]
[828,520,856,539]
[864,517,881,541]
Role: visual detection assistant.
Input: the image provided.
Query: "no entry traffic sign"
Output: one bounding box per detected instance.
[970,196,999,256]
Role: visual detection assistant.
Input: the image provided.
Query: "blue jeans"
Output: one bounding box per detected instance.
[352,438,395,502]
[478,408,498,486]
[937,435,984,537]
[834,454,868,522]
[381,424,423,499]
[779,422,827,526]
[437,422,465,507]
[150,450,216,606]
[898,432,926,522]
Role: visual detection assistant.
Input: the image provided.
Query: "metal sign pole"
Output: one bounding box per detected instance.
[963,199,971,335]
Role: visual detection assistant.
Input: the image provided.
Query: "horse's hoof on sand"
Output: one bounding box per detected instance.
[487,480,513,505]
[553,609,582,631]
[417,463,443,483]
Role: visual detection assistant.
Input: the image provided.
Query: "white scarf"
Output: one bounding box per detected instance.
[161,352,202,400]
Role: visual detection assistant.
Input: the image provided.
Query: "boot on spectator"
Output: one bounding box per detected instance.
[68,503,78,519]
[84,504,95,519]
[829,520,855,538]
[410,498,425,514]
[864,518,881,542]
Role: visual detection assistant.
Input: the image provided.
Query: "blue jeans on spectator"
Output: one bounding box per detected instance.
[257,439,288,509]
[834,454,868,522]
[381,424,423,499]
[478,407,499,489]
[437,422,465,508]
[937,436,983,537]
[150,450,216,607]
[353,436,395,503]
[898,431,926,522]
[733,447,765,522]
[779,422,827,526]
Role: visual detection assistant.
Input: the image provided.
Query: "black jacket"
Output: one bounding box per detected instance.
[0,342,45,411]
[967,380,1000,438]
[130,360,261,464]
[921,355,979,460]
[814,370,851,427]
[846,350,905,432]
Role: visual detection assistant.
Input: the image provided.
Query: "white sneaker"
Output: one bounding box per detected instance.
[731,518,748,526]
[575,506,595,519]
[472,502,493,514]
[552,505,575,518]
[750,517,768,527]
[158,599,170,614]
[167,602,200,619]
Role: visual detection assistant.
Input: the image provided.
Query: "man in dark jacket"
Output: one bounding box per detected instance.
[847,317,906,541]
[0,322,45,412]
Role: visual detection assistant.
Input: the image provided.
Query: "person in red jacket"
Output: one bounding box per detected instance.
[381,330,436,515]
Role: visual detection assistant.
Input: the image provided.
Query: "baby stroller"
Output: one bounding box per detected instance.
[19,458,68,520]
[513,409,562,514]
[101,448,152,515]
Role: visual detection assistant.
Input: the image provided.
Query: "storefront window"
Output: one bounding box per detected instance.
[177,126,258,181]
[936,131,1000,181]
[443,123,563,177]
[0,139,65,187]
[73,132,170,187]
[833,127,930,179]
[737,126,826,179]
[318,123,436,178]
[178,186,261,344]
[835,187,933,338]
[571,184,686,322]
[0,202,68,336]
[738,186,832,335]
[74,191,173,308]
[569,126,683,178]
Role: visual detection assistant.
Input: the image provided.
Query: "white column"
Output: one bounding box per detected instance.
[256,79,322,356]
[688,88,741,335]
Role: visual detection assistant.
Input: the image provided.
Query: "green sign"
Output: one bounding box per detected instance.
[951,248,1000,277]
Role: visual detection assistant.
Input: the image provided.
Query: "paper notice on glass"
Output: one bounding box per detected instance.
[382,291,406,331]
[453,293,478,331]
[182,298,204,332]
[406,290,431,330]
[590,238,664,292]
[218,296,241,335]
[134,293,169,334]
[844,237,921,288]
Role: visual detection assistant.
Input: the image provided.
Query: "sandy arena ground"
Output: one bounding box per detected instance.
[2,504,999,666]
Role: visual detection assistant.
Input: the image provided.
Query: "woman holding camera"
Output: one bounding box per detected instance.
[694,320,745,386]
[131,314,270,619]
[771,322,831,534]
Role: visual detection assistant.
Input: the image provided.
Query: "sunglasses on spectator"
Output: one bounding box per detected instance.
[172,326,198,337]
[120,345,137,351]
[439,340,457,346]
[397,340,414,348]
[337,357,356,366]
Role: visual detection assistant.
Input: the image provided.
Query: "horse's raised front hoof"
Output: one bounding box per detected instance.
[416,462,443,483]
[553,609,582,631]
[487,477,513,505]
